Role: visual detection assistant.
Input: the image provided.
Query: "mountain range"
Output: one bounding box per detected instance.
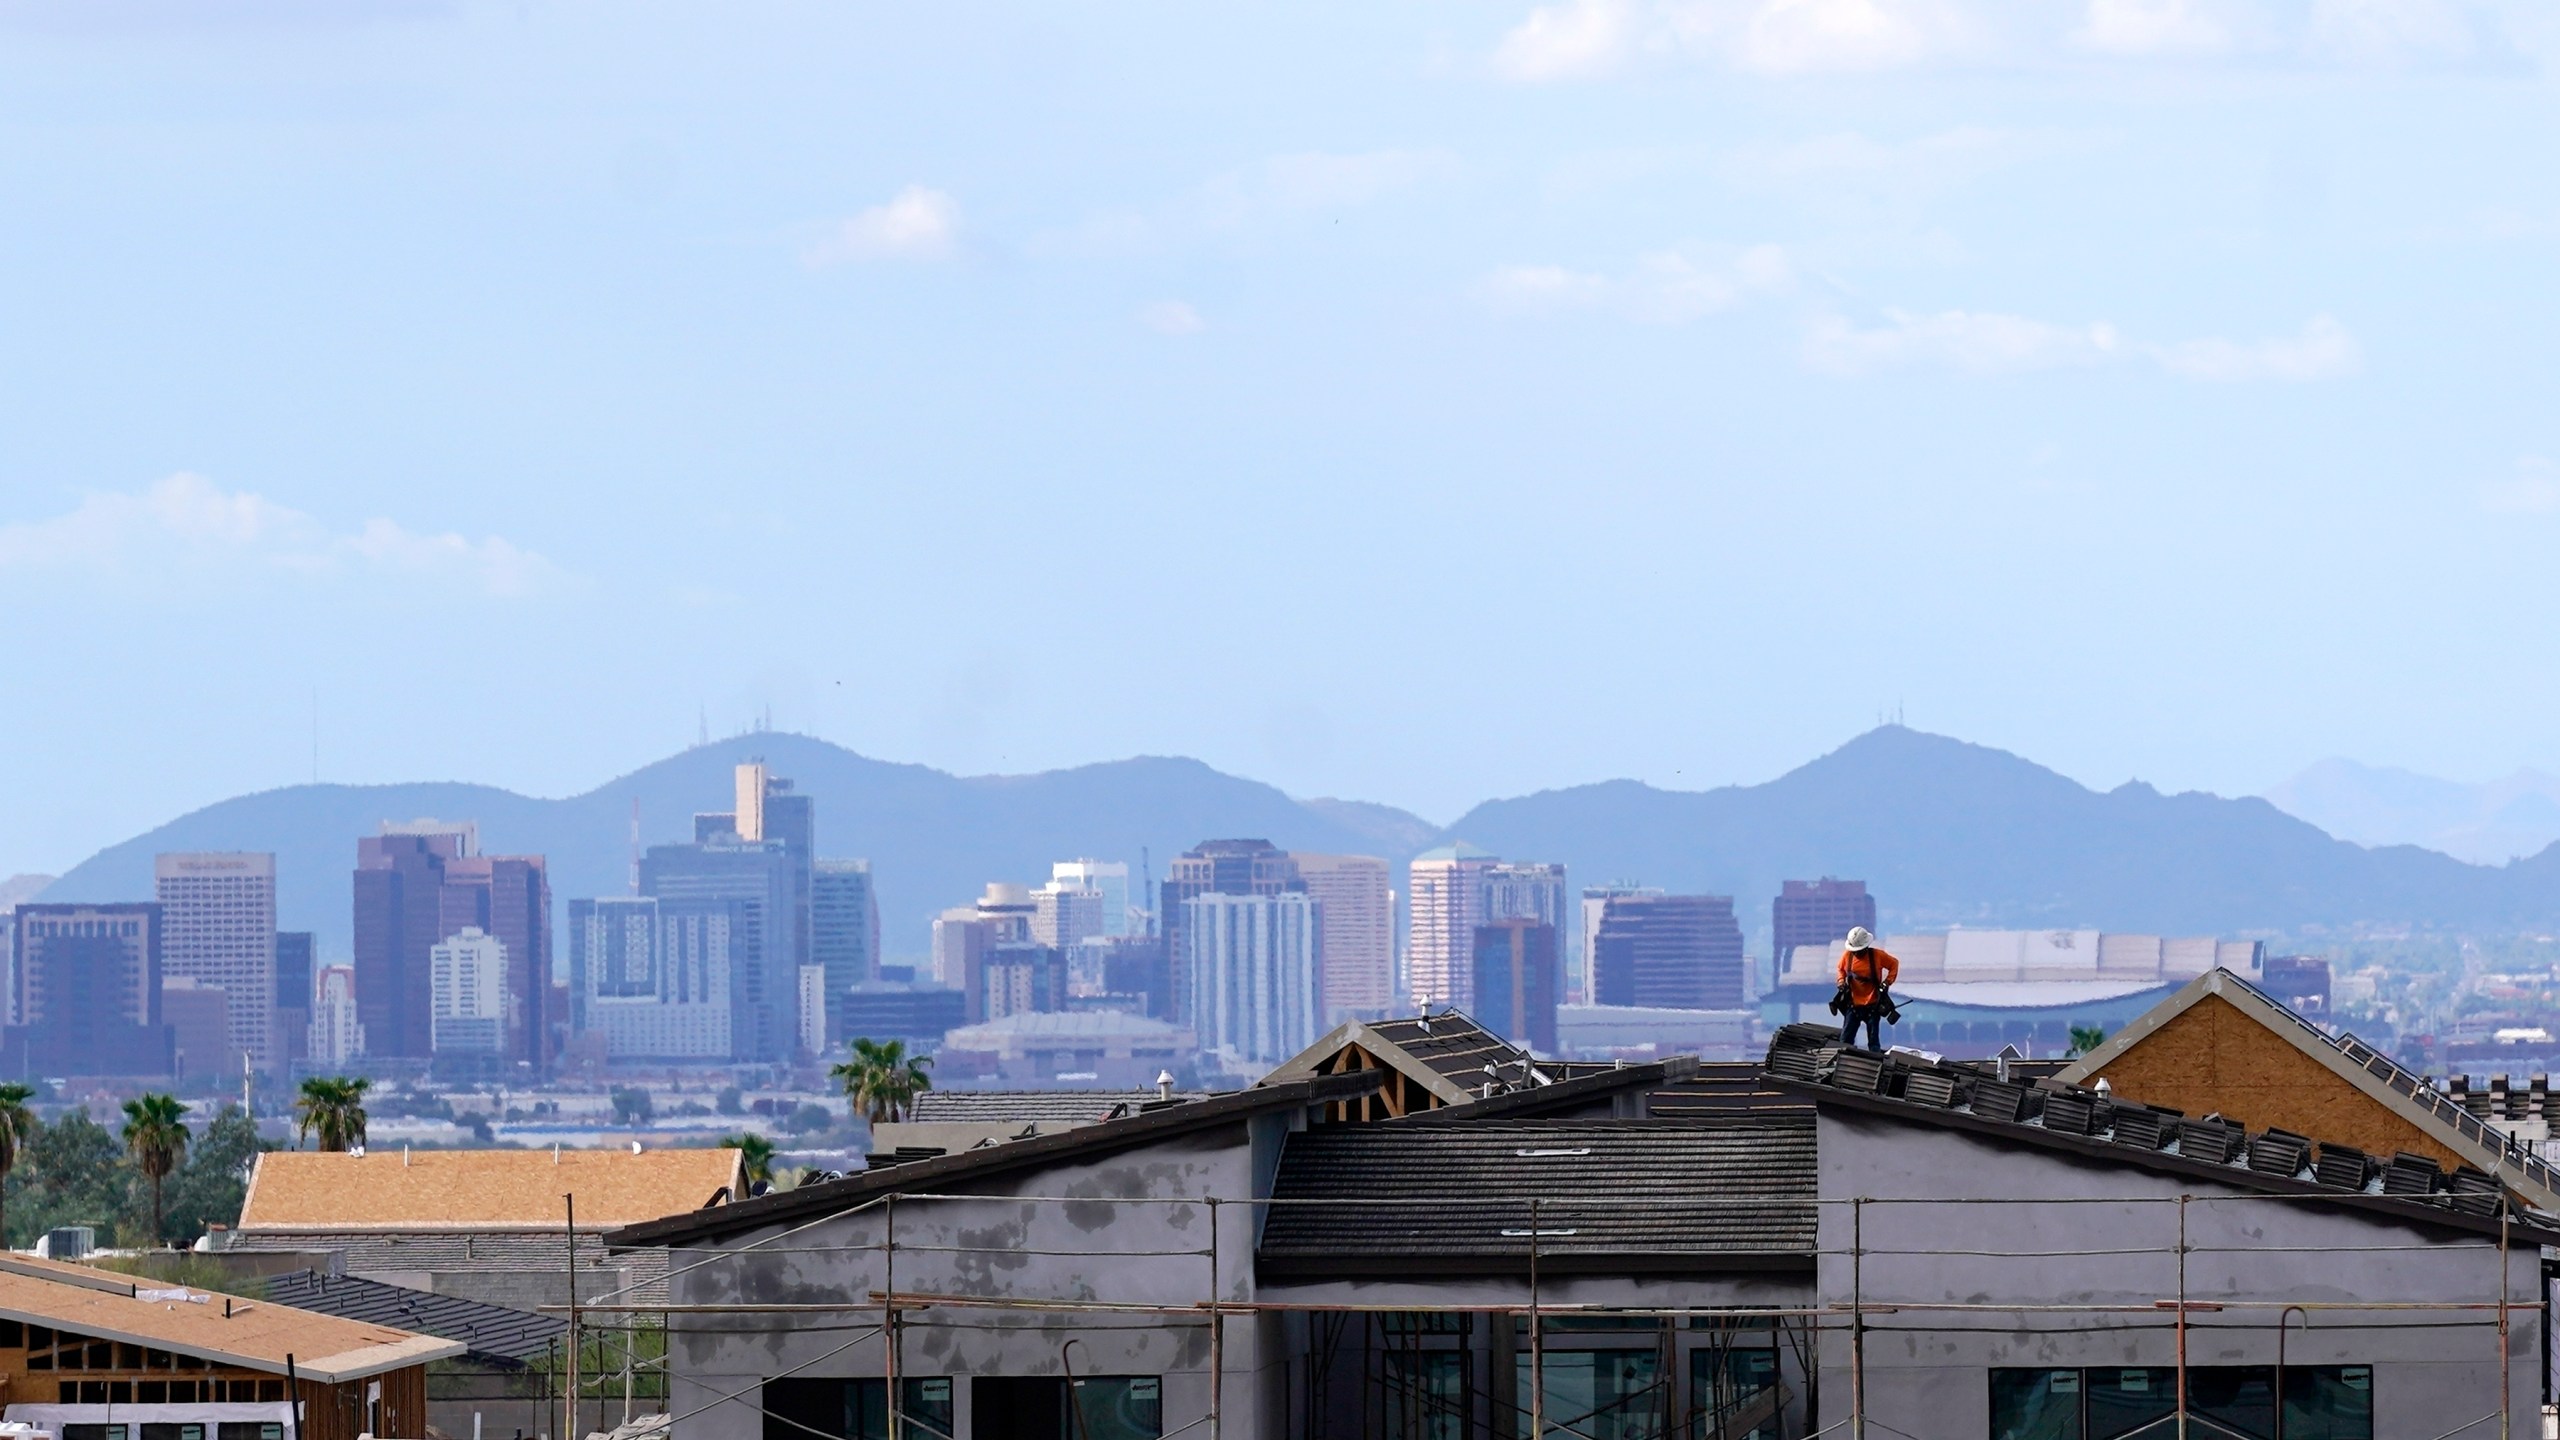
[36,726,2560,961]
[2264,758,2560,868]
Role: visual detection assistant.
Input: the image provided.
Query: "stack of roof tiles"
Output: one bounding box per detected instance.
[1764,1023,2512,1217]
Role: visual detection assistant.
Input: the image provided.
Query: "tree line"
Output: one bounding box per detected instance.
[0,1084,266,1250]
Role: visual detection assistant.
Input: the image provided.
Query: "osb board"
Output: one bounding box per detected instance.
[2092,994,2465,1169]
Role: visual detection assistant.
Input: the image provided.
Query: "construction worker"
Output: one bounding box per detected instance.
[1835,926,1900,1052]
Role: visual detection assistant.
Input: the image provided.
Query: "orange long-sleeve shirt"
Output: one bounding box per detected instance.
[1836,946,1900,1008]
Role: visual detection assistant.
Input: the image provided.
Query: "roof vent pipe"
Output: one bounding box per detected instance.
[1155,1070,1175,1102]
[553,1144,561,1165]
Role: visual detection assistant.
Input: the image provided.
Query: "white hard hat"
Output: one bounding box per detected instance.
[1845,927,1875,950]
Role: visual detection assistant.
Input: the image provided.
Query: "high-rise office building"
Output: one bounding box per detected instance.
[1181,891,1320,1070]
[1050,860,1132,937]
[1071,934,1171,1018]
[1578,886,1661,1006]
[705,761,815,972]
[1592,894,1749,1010]
[351,826,549,1069]
[569,894,741,1061]
[1161,841,1303,1021]
[1409,846,1564,1012]
[641,838,796,1062]
[154,852,276,1068]
[162,978,232,1079]
[430,927,508,1058]
[1407,845,1492,1010]
[1292,854,1393,1022]
[1472,919,1559,1055]
[274,931,315,1066]
[308,964,365,1065]
[812,859,879,1037]
[979,942,1069,1022]
[441,853,552,1071]
[5,903,171,1076]
[1032,883,1107,952]
[354,831,463,1059]
[1772,879,1876,993]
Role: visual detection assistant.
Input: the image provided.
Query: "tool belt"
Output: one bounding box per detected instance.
[1829,981,1901,1024]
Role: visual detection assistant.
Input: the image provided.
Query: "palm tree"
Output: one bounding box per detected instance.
[294,1076,372,1152]
[831,1037,933,1124]
[0,1082,36,1248]
[121,1094,190,1245]
[720,1132,776,1189]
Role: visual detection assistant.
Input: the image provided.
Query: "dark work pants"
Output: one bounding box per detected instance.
[1841,1008,1883,1052]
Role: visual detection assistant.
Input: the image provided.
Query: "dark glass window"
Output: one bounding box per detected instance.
[1066,1377,1162,1440]
[2086,1368,2177,1440]
[1691,1346,1780,1440]
[1382,1352,1466,1440]
[1381,1311,1469,1335]
[1522,1351,1663,1440]
[1991,1366,2374,1440]
[2280,1367,2374,1440]
[760,1377,955,1440]
[2188,1367,2276,1440]
[1991,1369,2084,1440]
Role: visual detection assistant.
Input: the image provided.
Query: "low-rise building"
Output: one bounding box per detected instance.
[935,1009,1194,1089]
[0,1251,457,1440]
[225,1146,745,1311]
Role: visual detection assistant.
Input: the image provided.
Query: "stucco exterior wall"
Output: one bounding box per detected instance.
[663,1116,1280,1440]
[1814,1108,2542,1440]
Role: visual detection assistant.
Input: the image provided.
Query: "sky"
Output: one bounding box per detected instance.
[3,0,2558,879]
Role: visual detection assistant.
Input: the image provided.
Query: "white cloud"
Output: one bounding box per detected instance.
[1805,308,2123,374]
[1493,0,1638,80]
[1036,150,1454,259]
[1139,300,1207,336]
[1804,308,2361,381]
[1488,0,2532,76]
[2483,457,2560,515]
[1481,244,1793,322]
[1730,0,1980,72]
[2077,0,2232,56]
[805,185,958,265]
[0,473,561,597]
[2148,314,2361,381]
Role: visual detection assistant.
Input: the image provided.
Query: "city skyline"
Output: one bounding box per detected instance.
[3,5,2557,883]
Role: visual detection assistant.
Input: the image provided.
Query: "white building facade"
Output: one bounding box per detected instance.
[308,964,365,1063]
[153,851,277,1068]
[1182,891,1321,1070]
[430,927,507,1055]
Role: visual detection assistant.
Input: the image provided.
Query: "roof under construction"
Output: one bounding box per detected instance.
[240,1146,746,1232]
[0,1254,461,1384]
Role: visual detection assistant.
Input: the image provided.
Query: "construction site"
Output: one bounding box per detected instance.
[551,970,2559,1440]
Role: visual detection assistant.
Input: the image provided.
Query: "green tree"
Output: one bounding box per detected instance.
[294,1076,371,1151]
[720,1132,776,1188]
[0,1082,36,1248]
[121,1094,191,1244]
[831,1037,932,1124]
[9,1110,127,1245]
[162,1105,270,1243]
[2066,1024,2108,1059]
[611,1087,654,1126]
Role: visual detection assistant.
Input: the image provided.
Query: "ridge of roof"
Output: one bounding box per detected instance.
[605,1069,1385,1250]
[1377,1055,1699,1122]
[2052,968,2560,1210]
[1764,1025,2560,1246]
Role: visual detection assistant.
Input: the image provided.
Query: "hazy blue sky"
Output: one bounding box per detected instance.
[4,0,2557,877]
